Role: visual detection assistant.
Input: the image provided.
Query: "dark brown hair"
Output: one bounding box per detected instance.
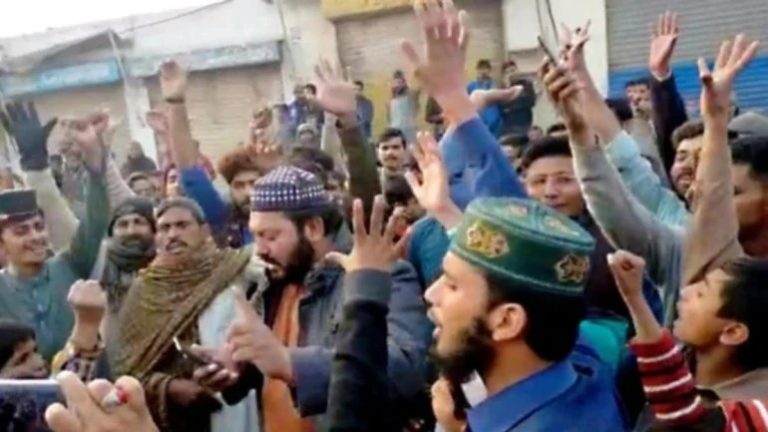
[671,120,705,149]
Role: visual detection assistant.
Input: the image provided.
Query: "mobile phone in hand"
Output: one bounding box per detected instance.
[173,337,211,367]
[0,379,61,432]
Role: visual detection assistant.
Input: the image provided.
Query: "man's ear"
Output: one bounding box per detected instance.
[303,216,326,243]
[720,321,749,348]
[487,303,526,343]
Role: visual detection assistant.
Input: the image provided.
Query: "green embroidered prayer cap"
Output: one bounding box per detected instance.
[450,197,595,296]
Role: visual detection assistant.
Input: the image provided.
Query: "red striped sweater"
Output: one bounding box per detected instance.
[630,330,768,431]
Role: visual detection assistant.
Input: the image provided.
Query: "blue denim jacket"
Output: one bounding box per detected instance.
[466,340,628,432]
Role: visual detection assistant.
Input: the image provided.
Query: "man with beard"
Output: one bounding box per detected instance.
[116,196,267,432]
[97,197,156,366]
[0,110,109,363]
[226,165,428,432]
[426,197,626,431]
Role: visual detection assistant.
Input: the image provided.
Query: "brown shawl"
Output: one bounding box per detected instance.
[115,242,251,431]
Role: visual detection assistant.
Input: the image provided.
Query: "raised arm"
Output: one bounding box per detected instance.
[683,35,756,284]
[648,12,689,174]
[1,102,79,252]
[60,114,111,279]
[313,60,381,214]
[160,61,197,170]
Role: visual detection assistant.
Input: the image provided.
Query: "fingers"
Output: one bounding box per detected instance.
[734,40,760,71]
[727,34,746,68]
[369,195,386,238]
[45,403,82,432]
[86,379,115,403]
[458,10,470,52]
[697,57,712,87]
[443,0,459,41]
[56,371,100,419]
[400,40,422,73]
[404,170,422,196]
[113,375,148,412]
[351,198,366,242]
[715,39,732,71]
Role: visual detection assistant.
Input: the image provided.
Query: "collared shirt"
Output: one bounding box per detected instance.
[466,346,627,432]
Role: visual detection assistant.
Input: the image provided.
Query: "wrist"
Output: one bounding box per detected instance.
[337,112,359,129]
[650,67,671,81]
[432,202,463,230]
[437,91,476,126]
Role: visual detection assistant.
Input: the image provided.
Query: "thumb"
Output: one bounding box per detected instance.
[43,118,58,138]
[231,287,256,322]
[325,251,348,268]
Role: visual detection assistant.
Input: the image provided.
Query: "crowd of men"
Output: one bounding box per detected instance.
[0,1,767,431]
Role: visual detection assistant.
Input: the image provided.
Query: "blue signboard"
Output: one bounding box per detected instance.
[0,60,121,97]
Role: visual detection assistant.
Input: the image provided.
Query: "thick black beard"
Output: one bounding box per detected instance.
[265,235,316,285]
[430,317,496,390]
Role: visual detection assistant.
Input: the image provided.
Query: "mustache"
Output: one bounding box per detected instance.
[167,239,188,249]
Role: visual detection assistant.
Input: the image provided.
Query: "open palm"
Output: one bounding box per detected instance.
[698,34,759,119]
[314,60,357,117]
[649,12,679,77]
[160,60,188,100]
[405,132,450,214]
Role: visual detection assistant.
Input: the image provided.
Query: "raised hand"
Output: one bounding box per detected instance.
[539,60,586,132]
[607,251,646,300]
[0,101,57,170]
[313,60,357,122]
[61,115,106,174]
[698,34,759,122]
[326,196,400,273]
[190,345,239,394]
[401,0,471,119]
[649,12,679,79]
[226,288,293,383]
[430,379,466,432]
[146,109,169,135]
[68,280,107,327]
[559,20,591,73]
[404,132,461,229]
[160,60,188,101]
[45,372,159,432]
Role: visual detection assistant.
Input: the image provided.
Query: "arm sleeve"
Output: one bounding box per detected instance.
[572,143,683,289]
[327,269,391,432]
[24,168,79,252]
[441,116,526,209]
[291,264,428,418]
[321,113,348,177]
[339,123,381,216]
[105,157,134,209]
[683,128,743,285]
[180,166,229,230]
[650,75,689,174]
[62,170,111,278]
[629,330,707,427]
[605,131,689,227]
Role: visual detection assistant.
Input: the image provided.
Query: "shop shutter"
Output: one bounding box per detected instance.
[336,0,505,135]
[607,0,768,112]
[147,63,283,165]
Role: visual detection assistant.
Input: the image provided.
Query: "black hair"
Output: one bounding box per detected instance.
[354,80,364,89]
[304,83,317,95]
[499,134,528,149]
[476,59,492,69]
[672,120,705,149]
[520,136,572,170]
[605,98,634,123]
[730,136,768,183]
[285,205,345,239]
[718,257,768,371]
[0,320,35,369]
[625,78,650,89]
[383,174,415,207]
[127,172,152,188]
[545,123,567,136]
[378,128,407,147]
[155,197,206,224]
[289,147,335,173]
[0,210,45,237]
[484,273,585,362]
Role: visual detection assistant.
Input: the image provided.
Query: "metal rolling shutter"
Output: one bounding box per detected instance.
[147,63,283,165]
[607,0,768,112]
[336,0,505,135]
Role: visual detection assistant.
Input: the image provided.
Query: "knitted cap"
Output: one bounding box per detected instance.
[250,165,330,213]
[108,197,156,236]
[0,190,38,219]
[450,197,595,296]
